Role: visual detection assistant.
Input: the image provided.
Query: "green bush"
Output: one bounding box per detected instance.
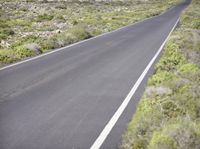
[36,14,54,22]
[148,122,200,149]
[148,131,177,149]
[69,25,92,40]
[0,50,19,64]
[57,33,77,45]
[156,42,186,72]
[148,71,177,85]
[161,99,184,118]
[14,46,35,58]
[178,63,199,74]
[38,37,59,51]
[0,20,15,40]
[121,98,164,149]
[0,54,17,64]
[38,33,76,51]
[11,35,38,48]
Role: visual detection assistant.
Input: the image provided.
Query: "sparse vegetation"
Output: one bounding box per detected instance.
[121,0,200,149]
[0,19,15,41]
[36,14,54,22]
[0,0,180,66]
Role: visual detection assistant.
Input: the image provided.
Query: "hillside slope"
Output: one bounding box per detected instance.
[0,0,179,66]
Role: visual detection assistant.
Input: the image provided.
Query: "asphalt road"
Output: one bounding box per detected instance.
[0,1,191,149]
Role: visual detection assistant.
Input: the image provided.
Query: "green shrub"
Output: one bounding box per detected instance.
[39,37,60,51]
[0,54,17,64]
[0,49,19,64]
[148,131,177,149]
[36,14,54,22]
[149,122,200,149]
[69,25,92,40]
[38,33,76,51]
[72,20,79,25]
[11,35,38,48]
[156,42,186,72]
[57,33,77,45]
[178,63,199,74]
[121,98,164,149]
[161,99,184,118]
[148,71,177,85]
[14,46,35,58]
[172,122,200,149]
[0,20,15,40]
[91,29,102,36]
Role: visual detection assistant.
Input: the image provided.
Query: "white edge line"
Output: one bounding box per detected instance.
[90,17,180,149]
[0,11,166,71]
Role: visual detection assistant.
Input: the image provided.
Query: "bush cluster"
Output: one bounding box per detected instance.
[0,19,14,40]
[121,0,200,148]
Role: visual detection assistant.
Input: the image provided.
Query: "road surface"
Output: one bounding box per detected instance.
[0,1,191,149]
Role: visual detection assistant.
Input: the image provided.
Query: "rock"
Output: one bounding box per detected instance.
[25,43,42,54]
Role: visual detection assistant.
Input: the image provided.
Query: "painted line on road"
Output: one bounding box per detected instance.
[90,17,180,149]
[0,11,166,71]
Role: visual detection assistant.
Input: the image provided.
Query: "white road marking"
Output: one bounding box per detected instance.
[90,17,180,149]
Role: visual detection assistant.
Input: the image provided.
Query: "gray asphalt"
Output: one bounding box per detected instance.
[0,1,191,149]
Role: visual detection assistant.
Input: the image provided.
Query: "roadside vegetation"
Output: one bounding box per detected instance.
[121,0,200,149]
[0,0,180,66]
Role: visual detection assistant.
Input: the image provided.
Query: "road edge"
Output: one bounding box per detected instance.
[0,7,173,71]
[90,17,180,149]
